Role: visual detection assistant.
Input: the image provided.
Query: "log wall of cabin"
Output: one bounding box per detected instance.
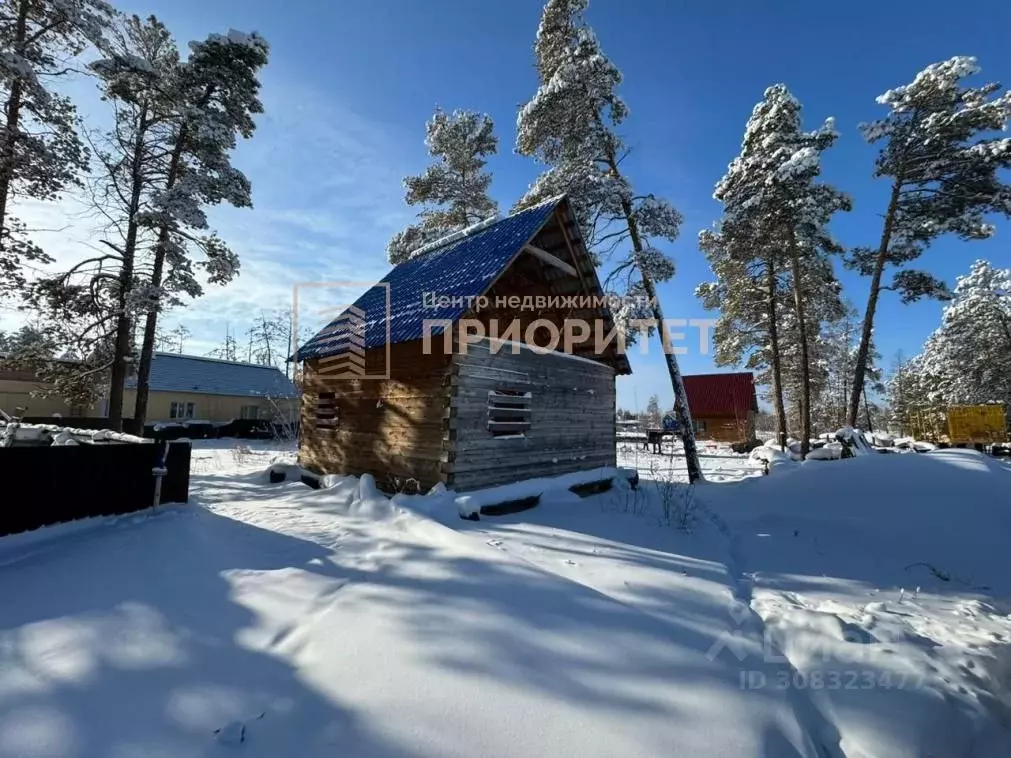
[694,412,756,443]
[299,339,451,492]
[445,339,616,491]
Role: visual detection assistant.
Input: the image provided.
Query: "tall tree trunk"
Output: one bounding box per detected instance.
[134,86,215,427]
[849,181,902,426]
[0,0,29,253]
[766,253,788,449]
[605,153,703,483]
[787,230,811,458]
[132,243,165,427]
[862,382,874,432]
[107,104,150,431]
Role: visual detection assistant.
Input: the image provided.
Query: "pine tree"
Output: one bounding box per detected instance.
[514,0,701,481]
[132,26,268,427]
[0,322,107,409]
[645,394,661,428]
[27,15,176,430]
[885,350,916,435]
[697,227,790,446]
[848,56,1011,425]
[27,17,267,430]
[917,259,1011,407]
[0,0,113,293]
[702,85,849,454]
[387,108,498,264]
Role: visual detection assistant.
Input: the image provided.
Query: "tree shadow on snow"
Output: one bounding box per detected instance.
[0,507,420,758]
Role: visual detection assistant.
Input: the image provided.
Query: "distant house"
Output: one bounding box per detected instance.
[0,362,97,419]
[682,372,758,443]
[296,196,631,492]
[124,353,298,424]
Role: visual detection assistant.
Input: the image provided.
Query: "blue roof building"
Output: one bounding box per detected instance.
[126,353,298,398]
[297,196,630,374]
[124,353,297,423]
[298,195,631,493]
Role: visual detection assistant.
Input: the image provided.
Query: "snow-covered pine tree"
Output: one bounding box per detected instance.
[847,56,1011,426]
[28,17,267,430]
[514,0,702,482]
[884,350,916,436]
[132,27,268,427]
[26,15,177,429]
[0,0,114,293]
[697,225,790,447]
[917,259,1011,408]
[0,323,108,410]
[644,394,661,428]
[704,85,849,454]
[386,108,498,264]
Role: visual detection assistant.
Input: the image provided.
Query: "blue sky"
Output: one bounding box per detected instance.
[12,0,1011,410]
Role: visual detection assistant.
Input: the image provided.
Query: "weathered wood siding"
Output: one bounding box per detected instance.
[469,234,625,372]
[299,339,451,492]
[446,339,616,491]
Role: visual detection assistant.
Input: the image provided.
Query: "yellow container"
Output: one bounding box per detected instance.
[945,405,1007,444]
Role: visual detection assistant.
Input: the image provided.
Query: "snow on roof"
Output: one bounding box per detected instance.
[125,353,297,398]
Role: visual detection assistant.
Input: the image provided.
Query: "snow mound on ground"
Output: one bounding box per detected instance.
[750,445,796,473]
[805,442,842,460]
[452,467,630,518]
[703,448,1011,758]
[715,449,1011,591]
[835,426,876,456]
[352,474,393,518]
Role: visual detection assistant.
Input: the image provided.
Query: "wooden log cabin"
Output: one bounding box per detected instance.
[296,196,632,492]
[682,372,758,444]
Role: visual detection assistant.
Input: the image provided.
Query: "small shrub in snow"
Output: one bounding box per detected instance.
[230,444,253,467]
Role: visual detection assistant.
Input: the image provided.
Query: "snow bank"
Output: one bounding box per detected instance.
[0,421,148,445]
[835,426,876,456]
[452,467,633,518]
[702,448,1011,758]
[749,445,795,473]
[868,431,895,447]
[805,441,842,460]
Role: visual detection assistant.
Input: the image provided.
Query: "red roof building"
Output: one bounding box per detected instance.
[682,372,758,443]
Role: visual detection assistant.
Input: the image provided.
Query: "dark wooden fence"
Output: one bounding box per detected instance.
[0,441,190,537]
[19,417,295,440]
[20,416,143,435]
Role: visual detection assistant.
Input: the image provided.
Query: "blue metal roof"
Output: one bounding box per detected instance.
[297,198,562,360]
[126,353,298,398]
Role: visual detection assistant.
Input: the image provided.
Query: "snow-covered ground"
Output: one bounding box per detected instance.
[616,437,765,483]
[0,440,1009,757]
